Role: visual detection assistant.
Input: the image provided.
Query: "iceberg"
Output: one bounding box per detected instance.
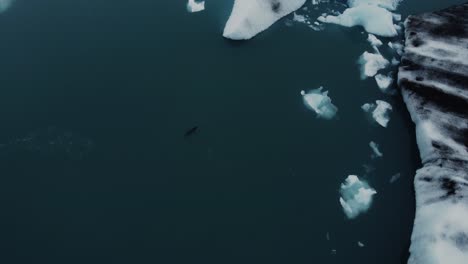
[339,175,377,219]
[358,51,390,79]
[301,87,338,120]
[367,33,383,48]
[223,0,306,40]
[186,0,205,13]
[375,73,394,92]
[318,5,398,37]
[398,3,468,263]
[362,100,393,128]
[369,141,383,158]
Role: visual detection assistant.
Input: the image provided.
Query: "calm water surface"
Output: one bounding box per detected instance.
[0,0,465,263]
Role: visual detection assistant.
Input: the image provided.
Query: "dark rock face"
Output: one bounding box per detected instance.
[398,3,468,264]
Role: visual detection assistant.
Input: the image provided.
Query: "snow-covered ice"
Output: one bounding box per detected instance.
[301,87,338,120]
[375,73,393,92]
[362,100,393,127]
[369,141,383,158]
[186,0,205,13]
[223,0,306,40]
[339,175,377,219]
[358,52,389,79]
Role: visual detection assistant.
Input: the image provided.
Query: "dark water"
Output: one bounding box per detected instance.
[0,0,465,263]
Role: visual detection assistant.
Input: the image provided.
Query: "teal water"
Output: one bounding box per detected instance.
[0,0,465,263]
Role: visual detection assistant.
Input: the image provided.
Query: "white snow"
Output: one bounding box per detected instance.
[375,73,393,92]
[301,87,338,120]
[223,0,306,40]
[369,141,383,158]
[317,1,400,37]
[358,51,389,79]
[362,100,393,127]
[186,0,205,13]
[339,175,377,219]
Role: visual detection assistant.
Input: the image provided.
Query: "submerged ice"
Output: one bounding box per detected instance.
[223,0,306,40]
[301,87,338,120]
[339,175,377,219]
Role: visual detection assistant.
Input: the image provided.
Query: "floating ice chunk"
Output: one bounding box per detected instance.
[367,34,383,47]
[223,0,306,40]
[293,12,308,24]
[389,172,401,183]
[301,87,338,120]
[339,175,377,219]
[391,57,400,66]
[318,4,398,37]
[358,51,390,79]
[375,73,393,92]
[358,241,365,247]
[186,0,205,13]
[392,13,402,21]
[388,41,404,56]
[362,100,393,127]
[348,0,402,11]
[369,141,383,158]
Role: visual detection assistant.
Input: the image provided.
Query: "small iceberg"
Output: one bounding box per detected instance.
[358,52,389,79]
[369,141,383,158]
[339,175,377,219]
[186,0,205,13]
[375,73,393,92]
[389,172,401,183]
[317,2,400,37]
[367,34,383,48]
[362,100,393,128]
[301,87,338,120]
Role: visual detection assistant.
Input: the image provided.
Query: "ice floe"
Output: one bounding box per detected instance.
[318,0,402,37]
[301,87,338,120]
[369,141,383,158]
[388,41,404,56]
[367,34,383,48]
[339,175,377,219]
[375,73,394,92]
[362,100,393,128]
[358,51,389,79]
[223,0,306,40]
[186,0,205,13]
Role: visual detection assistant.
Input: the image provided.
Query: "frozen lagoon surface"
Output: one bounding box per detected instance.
[0,0,466,264]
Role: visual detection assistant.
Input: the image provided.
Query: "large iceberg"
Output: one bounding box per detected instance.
[223,0,306,40]
[318,0,402,37]
[301,87,338,120]
[398,3,468,264]
[339,175,377,219]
